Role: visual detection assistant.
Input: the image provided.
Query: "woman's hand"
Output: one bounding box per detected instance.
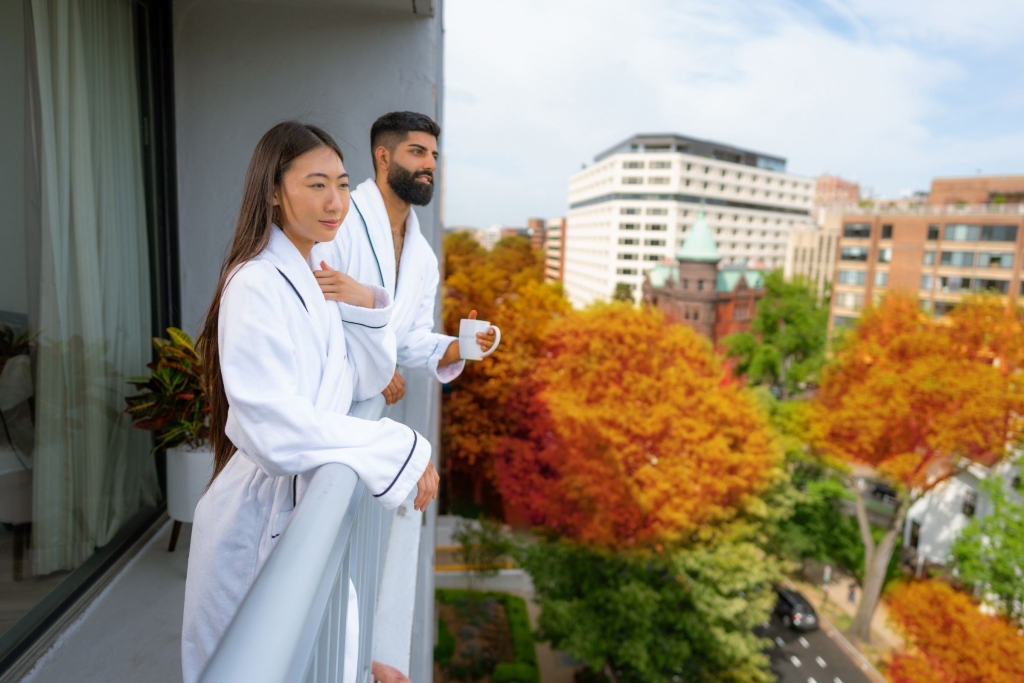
[413,461,439,512]
[314,261,375,308]
[382,370,405,405]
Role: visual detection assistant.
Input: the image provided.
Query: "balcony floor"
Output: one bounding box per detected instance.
[19,519,187,683]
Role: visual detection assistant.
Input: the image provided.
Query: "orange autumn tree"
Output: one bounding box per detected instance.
[494,303,780,546]
[811,294,1024,643]
[441,233,569,501]
[886,580,1024,683]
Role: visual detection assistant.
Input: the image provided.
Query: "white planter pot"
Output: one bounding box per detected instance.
[166,444,215,524]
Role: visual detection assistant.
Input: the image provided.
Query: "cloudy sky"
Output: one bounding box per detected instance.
[442,0,1024,227]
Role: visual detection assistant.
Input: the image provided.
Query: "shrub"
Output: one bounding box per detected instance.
[434,615,455,666]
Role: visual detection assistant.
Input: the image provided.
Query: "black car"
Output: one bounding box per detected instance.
[773,587,819,631]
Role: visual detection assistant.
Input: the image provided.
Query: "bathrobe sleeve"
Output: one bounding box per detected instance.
[338,284,397,402]
[219,264,430,509]
[397,252,465,383]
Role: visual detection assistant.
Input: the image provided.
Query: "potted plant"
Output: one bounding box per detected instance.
[125,327,212,551]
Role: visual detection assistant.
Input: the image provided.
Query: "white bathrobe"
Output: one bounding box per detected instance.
[312,178,464,383]
[181,227,430,683]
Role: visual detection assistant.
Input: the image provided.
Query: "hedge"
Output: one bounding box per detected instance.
[434,615,455,666]
[435,589,538,683]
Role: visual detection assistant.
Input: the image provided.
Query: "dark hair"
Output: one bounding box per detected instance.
[369,111,441,170]
[198,121,343,482]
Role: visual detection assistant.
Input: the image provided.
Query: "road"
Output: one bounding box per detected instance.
[757,613,875,683]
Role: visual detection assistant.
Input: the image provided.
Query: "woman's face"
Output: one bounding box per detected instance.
[273,145,349,256]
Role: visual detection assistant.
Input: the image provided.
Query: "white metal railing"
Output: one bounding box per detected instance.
[200,396,397,683]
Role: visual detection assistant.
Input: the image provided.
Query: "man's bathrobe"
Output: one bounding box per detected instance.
[312,178,464,383]
[181,227,431,683]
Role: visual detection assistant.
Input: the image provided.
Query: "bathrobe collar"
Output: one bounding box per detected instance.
[262,225,330,359]
[350,178,425,300]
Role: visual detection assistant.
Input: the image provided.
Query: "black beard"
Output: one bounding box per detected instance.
[387,162,434,206]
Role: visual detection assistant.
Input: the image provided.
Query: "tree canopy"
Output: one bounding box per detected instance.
[495,303,780,546]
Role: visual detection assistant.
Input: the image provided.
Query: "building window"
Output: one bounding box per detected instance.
[962,489,977,517]
[843,223,872,239]
[923,250,936,265]
[620,207,640,215]
[644,239,666,246]
[920,274,934,291]
[697,280,705,291]
[623,161,644,169]
[881,224,893,239]
[693,308,700,321]
[618,237,638,245]
[649,176,670,185]
[939,276,973,293]
[927,225,940,240]
[944,224,1019,242]
[840,247,870,261]
[685,163,692,171]
[622,176,643,185]
[836,292,864,310]
[646,207,668,216]
[649,160,671,169]
[934,301,957,316]
[682,278,689,289]
[620,223,640,230]
[977,252,1014,269]
[878,247,893,263]
[643,254,660,261]
[618,253,638,260]
[940,251,975,267]
[646,224,667,231]
[833,315,857,328]
[616,268,637,275]
[975,279,1010,294]
[875,271,889,286]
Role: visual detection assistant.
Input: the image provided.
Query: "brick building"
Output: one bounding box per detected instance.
[815,174,860,207]
[929,175,1024,206]
[527,217,546,251]
[642,208,764,346]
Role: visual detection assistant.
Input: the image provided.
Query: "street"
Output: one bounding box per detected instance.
[758,613,875,683]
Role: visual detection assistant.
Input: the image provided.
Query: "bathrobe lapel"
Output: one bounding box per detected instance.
[263,227,329,364]
[350,182,397,299]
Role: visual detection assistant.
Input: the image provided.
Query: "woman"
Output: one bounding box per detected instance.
[181,122,439,682]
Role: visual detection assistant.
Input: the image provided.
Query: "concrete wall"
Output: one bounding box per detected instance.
[0,0,28,319]
[173,0,443,335]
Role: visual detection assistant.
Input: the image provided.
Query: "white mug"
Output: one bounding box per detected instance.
[459,318,501,361]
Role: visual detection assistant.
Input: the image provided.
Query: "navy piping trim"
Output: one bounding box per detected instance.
[352,198,387,291]
[342,319,388,329]
[274,267,308,312]
[373,430,418,499]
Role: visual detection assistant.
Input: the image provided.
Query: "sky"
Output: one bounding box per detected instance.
[442,0,1024,227]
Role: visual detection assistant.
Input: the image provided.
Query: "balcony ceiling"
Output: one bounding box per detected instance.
[211,0,434,15]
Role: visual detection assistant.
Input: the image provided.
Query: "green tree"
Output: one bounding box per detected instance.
[518,534,783,683]
[612,282,634,302]
[951,471,1024,625]
[723,271,828,399]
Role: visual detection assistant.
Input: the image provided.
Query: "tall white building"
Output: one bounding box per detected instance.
[563,134,815,306]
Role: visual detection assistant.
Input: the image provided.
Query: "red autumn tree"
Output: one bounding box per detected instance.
[494,303,780,546]
[811,294,1024,643]
[441,233,569,502]
[887,580,1024,683]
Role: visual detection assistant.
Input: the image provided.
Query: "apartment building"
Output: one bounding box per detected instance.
[562,134,815,306]
[527,217,546,251]
[830,207,1024,329]
[544,217,566,283]
[784,210,840,302]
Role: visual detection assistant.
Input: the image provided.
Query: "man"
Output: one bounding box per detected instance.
[313,111,495,404]
[312,112,495,683]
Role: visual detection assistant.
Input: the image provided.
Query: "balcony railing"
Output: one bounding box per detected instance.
[200,395,421,683]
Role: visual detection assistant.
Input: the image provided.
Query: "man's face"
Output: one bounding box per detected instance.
[383,131,438,206]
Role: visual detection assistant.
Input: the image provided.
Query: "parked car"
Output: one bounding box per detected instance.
[774,587,819,631]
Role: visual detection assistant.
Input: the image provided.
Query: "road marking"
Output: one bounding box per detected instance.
[799,636,810,648]
[790,655,802,668]
[775,636,785,647]
[816,656,827,668]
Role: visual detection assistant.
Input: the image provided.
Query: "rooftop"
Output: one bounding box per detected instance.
[594,133,786,172]
[675,208,722,263]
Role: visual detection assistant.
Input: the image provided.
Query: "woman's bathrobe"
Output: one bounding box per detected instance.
[181,227,431,683]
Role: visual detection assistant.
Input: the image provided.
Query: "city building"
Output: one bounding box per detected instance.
[563,133,814,307]
[0,1,442,680]
[642,208,765,346]
[527,217,546,251]
[829,178,1024,329]
[544,217,566,283]
[929,175,1024,206]
[814,174,860,207]
[784,210,839,302]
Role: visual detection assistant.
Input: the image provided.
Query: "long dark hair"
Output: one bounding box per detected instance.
[198,122,344,482]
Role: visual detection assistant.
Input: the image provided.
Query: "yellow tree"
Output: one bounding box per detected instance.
[494,303,780,546]
[811,294,1024,643]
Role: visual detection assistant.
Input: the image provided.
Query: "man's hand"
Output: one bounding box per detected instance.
[413,461,439,512]
[382,370,405,405]
[371,661,410,683]
[439,309,498,367]
[314,261,375,308]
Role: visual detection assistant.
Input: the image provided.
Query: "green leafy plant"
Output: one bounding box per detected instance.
[452,517,515,589]
[0,324,34,374]
[125,327,209,451]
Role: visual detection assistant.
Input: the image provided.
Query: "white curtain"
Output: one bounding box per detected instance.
[29,0,159,576]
